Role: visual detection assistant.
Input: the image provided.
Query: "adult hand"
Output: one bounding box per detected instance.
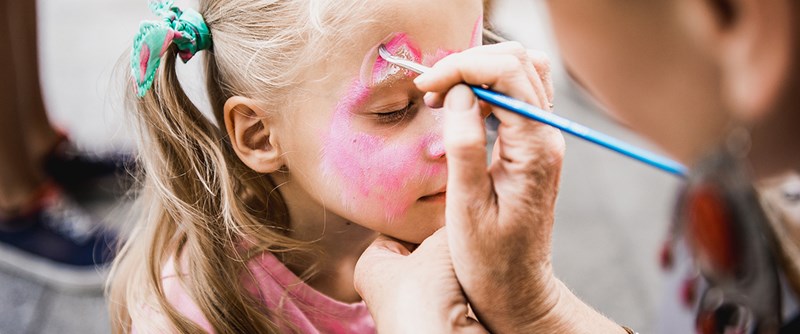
[415,42,623,333]
[413,41,564,333]
[354,228,487,334]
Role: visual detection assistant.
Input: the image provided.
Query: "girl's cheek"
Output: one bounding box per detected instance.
[324,131,441,220]
[322,86,443,220]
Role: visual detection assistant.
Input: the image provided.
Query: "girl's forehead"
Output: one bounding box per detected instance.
[329,3,482,76]
[292,1,482,102]
[368,2,482,49]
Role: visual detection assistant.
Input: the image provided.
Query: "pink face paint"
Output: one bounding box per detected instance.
[322,27,487,221]
[322,79,444,220]
[470,15,484,48]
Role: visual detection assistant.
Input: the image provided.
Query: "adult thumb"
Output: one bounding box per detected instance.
[443,85,493,223]
[354,235,410,297]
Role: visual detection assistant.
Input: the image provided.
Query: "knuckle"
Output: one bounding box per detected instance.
[526,49,550,64]
[510,46,528,63]
[496,55,525,77]
[438,52,461,68]
[503,42,529,65]
[501,41,526,54]
[527,50,552,73]
[507,128,565,174]
[543,131,566,166]
[428,54,461,78]
[530,127,564,154]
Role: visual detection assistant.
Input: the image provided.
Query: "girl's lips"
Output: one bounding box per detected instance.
[419,191,446,202]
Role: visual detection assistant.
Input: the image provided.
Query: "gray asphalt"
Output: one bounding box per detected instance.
[0,0,683,333]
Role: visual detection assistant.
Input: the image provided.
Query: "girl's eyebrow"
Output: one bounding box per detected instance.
[369,98,409,110]
[369,71,409,89]
[362,33,422,88]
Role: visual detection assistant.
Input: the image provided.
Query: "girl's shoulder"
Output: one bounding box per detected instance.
[137,252,376,333]
[245,252,376,333]
[130,256,214,334]
[159,256,214,331]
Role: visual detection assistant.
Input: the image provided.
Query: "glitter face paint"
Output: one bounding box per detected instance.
[361,33,423,87]
[321,23,482,221]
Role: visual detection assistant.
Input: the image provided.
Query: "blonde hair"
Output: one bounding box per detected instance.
[108,1,376,333]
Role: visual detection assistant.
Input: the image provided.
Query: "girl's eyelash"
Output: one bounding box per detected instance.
[375,101,415,124]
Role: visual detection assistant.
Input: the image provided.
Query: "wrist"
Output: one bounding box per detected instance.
[465,263,562,333]
[517,279,577,332]
[519,279,627,334]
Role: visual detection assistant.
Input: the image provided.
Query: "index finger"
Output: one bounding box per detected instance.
[368,234,416,257]
[354,234,412,296]
[414,51,540,106]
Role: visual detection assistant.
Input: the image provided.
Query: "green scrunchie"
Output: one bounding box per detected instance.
[131,0,212,97]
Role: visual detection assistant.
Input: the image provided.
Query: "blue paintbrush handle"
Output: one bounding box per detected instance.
[470,86,688,177]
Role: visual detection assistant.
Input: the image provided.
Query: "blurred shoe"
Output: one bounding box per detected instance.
[42,134,135,191]
[0,186,116,291]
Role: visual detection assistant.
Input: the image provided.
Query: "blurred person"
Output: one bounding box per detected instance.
[0,0,122,272]
[354,0,800,333]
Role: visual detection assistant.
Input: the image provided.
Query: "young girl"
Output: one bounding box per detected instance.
[110,0,485,332]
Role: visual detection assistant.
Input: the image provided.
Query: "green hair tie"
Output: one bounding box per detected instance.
[131,0,212,97]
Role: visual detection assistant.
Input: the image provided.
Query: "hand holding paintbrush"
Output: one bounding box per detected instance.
[379,44,687,177]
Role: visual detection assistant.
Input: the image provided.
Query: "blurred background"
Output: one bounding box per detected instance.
[0,0,687,333]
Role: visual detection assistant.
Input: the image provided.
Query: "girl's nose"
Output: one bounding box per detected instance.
[427,137,446,159]
[420,104,446,160]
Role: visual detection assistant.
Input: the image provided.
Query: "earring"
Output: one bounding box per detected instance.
[678,127,782,334]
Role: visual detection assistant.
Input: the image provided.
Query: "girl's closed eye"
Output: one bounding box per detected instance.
[372,100,418,125]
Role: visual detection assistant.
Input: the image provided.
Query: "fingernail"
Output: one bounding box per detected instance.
[445,85,477,110]
[424,92,446,109]
[423,92,436,107]
[413,74,428,86]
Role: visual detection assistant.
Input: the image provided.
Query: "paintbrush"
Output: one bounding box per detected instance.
[378,44,688,177]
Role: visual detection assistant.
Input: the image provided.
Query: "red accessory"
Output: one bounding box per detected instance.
[679,144,781,333]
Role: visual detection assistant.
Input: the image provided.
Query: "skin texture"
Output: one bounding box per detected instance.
[547,0,798,173]
[550,2,728,164]
[355,229,487,334]
[273,1,483,244]
[356,0,799,332]
[226,0,483,303]
[416,43,621,333]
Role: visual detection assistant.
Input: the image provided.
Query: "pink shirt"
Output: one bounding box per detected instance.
[135,252,376,333]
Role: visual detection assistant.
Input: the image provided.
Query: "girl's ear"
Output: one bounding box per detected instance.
[224,96,285,173]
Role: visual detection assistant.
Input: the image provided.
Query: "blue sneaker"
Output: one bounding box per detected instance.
[0,192,117,291]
